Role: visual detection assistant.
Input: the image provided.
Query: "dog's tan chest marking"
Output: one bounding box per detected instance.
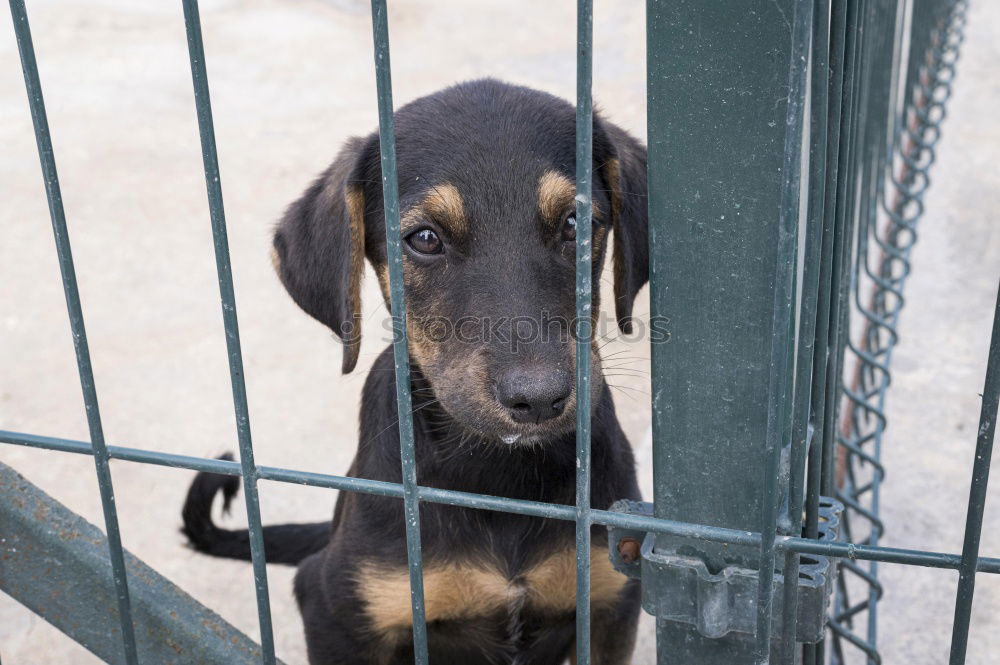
[521,546,629,614]
[356,546,628,636]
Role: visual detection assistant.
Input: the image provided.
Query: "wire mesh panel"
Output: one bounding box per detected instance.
[1,0,997,664]
[827,1,972,663]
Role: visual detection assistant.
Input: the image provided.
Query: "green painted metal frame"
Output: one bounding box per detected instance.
[3,0,997,664]
[0,461,283,665]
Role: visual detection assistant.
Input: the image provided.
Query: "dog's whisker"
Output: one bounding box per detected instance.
[606,382,651,397]
[356,397,445,449]
[601,361,650,371]
[604,375,650,384]
[598,350,648,361]
[600,350,647,359]
[601,360,649,370]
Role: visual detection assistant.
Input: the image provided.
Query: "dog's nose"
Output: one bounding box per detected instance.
[496,368,572,424]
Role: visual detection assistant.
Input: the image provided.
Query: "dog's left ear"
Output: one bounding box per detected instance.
[595,118,649,334]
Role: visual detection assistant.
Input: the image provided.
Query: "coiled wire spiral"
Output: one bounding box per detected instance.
[829,1,968,663]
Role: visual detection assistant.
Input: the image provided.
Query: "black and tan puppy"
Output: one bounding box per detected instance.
[182,79,649,665]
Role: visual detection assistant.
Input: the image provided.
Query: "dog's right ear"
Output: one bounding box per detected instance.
[595,118,649,335]
[272,136,375,374]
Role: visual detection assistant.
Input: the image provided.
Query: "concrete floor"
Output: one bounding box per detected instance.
[0,1,997,663]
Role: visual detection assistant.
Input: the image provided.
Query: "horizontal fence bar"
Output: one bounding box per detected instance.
[5,430,999,576]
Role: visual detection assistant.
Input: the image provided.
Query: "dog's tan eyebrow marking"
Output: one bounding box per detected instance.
[424,183,465,228]
[538,170,576,225]
[401,182,467,237]
[538,171,604,225]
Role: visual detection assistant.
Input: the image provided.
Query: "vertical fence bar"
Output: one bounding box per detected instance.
[574,1,594,662]
[948,283,1000,665]
[179,2,275,662]
[367,2,429,663]
[781,0,832,658]
[805,0,848,541]
[7,2,139,662]
[823,6,864,659]
[801,7,837,665]
[805,9,850,663]
[755,0,812,660]
[805,0,848,564]
[821,0,862,503]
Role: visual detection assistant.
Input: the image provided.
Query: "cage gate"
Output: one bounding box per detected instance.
[2,1,998,665]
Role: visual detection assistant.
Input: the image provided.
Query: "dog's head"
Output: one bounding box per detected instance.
[273,79,647,445]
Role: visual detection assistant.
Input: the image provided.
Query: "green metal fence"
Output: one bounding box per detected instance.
[825,1,978,662]
[2,0,997,664]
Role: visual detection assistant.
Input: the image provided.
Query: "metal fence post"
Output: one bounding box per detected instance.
[646,0,806,661]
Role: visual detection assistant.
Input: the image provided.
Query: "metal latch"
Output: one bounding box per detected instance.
[607,498,843,643]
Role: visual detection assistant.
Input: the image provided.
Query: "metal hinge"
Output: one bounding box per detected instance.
[607,498,843,644]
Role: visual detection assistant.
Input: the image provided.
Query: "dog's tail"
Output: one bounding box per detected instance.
[181,454,330,566]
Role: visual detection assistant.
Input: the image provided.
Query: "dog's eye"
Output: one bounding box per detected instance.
[406,228,444,255]
[560,214,577,242]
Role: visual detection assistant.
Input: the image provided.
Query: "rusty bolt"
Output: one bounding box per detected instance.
[617,537,641,564]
